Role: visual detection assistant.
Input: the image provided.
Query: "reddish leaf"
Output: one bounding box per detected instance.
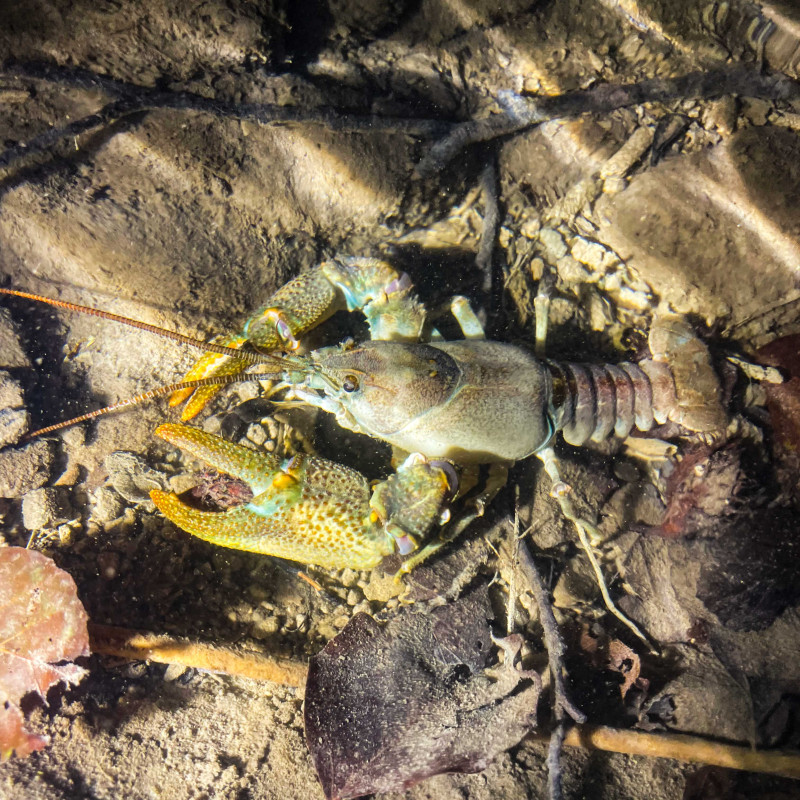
[0,704,48,759]
[652,442,743,539]
[756,335,800,480]
[578,625,642,699]
[0,547,89,760]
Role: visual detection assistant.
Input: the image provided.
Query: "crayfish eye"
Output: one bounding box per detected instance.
[342,374,359,393]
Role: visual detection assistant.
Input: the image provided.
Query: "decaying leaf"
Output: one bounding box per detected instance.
[304,586,540,800]
[756,335,800,489]
[0,546,90,760]
[578,624,642,699]
[652,441,744,539]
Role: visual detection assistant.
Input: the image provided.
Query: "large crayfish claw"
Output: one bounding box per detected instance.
[150,425,456,572]
[151,424,396,570]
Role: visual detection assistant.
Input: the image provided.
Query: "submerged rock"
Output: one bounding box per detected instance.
[0,440,54,498]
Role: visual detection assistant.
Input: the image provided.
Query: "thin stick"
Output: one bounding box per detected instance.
[0,61,453,173]
[476,160,499,294]
[512,498,586,800]
[417,66,800,175]
[88,623,307,687]
[514,532,586,727]
[537,446,654,652]
[531,725,800,780]
[0,98,135,169]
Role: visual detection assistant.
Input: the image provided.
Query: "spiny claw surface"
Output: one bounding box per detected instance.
[151,424,395,570]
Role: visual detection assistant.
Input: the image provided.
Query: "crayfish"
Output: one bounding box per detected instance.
[1,257,728,591]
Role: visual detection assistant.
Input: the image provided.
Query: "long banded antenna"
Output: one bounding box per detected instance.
[0,287,290,368]
[25,374,273,438]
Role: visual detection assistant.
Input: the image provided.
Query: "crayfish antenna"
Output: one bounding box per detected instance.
[0,287,290,369]
[24,375,273,439]
[0,286,301,438]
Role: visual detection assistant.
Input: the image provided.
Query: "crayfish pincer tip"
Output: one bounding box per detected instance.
[155,422,190,444]
[154,423,173,438]
[150,489,170,508]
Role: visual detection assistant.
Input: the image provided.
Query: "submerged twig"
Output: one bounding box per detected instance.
[417,66,800,175]
[0,60,453,174]
[476,159,500,294]
[511,501,586,800]
[536,447,654,651]
[88,623,307,687]
[513,522,586,728]
[532,725,800,780]
[0,97,136,170]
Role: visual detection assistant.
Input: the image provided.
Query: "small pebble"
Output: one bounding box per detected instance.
[251,616,280,639]
[0,370,24,408]
[168,474,197,495]
[60,426,85,450]
[57,524,75,546]
[91,486,124,525]
[163,663,188,682]
[236,382,261,403]
[346,589,361,606]
[742,97,770,127]
[557,255,591,284]
[529,257,545,282]
[339,568,358,587]
[538,227,568,260]
[0,439,53,498]
[570,239,611,273]
[124,662,149,679]
[520,217,541,239]
[0,407,29,448]
[105,451,168,504]
[54,463,81,487]
[201,415,223,435]
[22,487,72,530]
[246,423,267,446]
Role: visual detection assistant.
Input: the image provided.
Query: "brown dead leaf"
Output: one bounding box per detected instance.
[0,547,89,760]
[305,586,540,799]
[579,624,641,698]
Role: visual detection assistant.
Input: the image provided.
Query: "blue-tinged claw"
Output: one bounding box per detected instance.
[369,453,453,554]
[321,258,427,342]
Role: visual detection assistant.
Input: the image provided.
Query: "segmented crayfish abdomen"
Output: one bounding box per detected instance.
[549,314,727,447]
